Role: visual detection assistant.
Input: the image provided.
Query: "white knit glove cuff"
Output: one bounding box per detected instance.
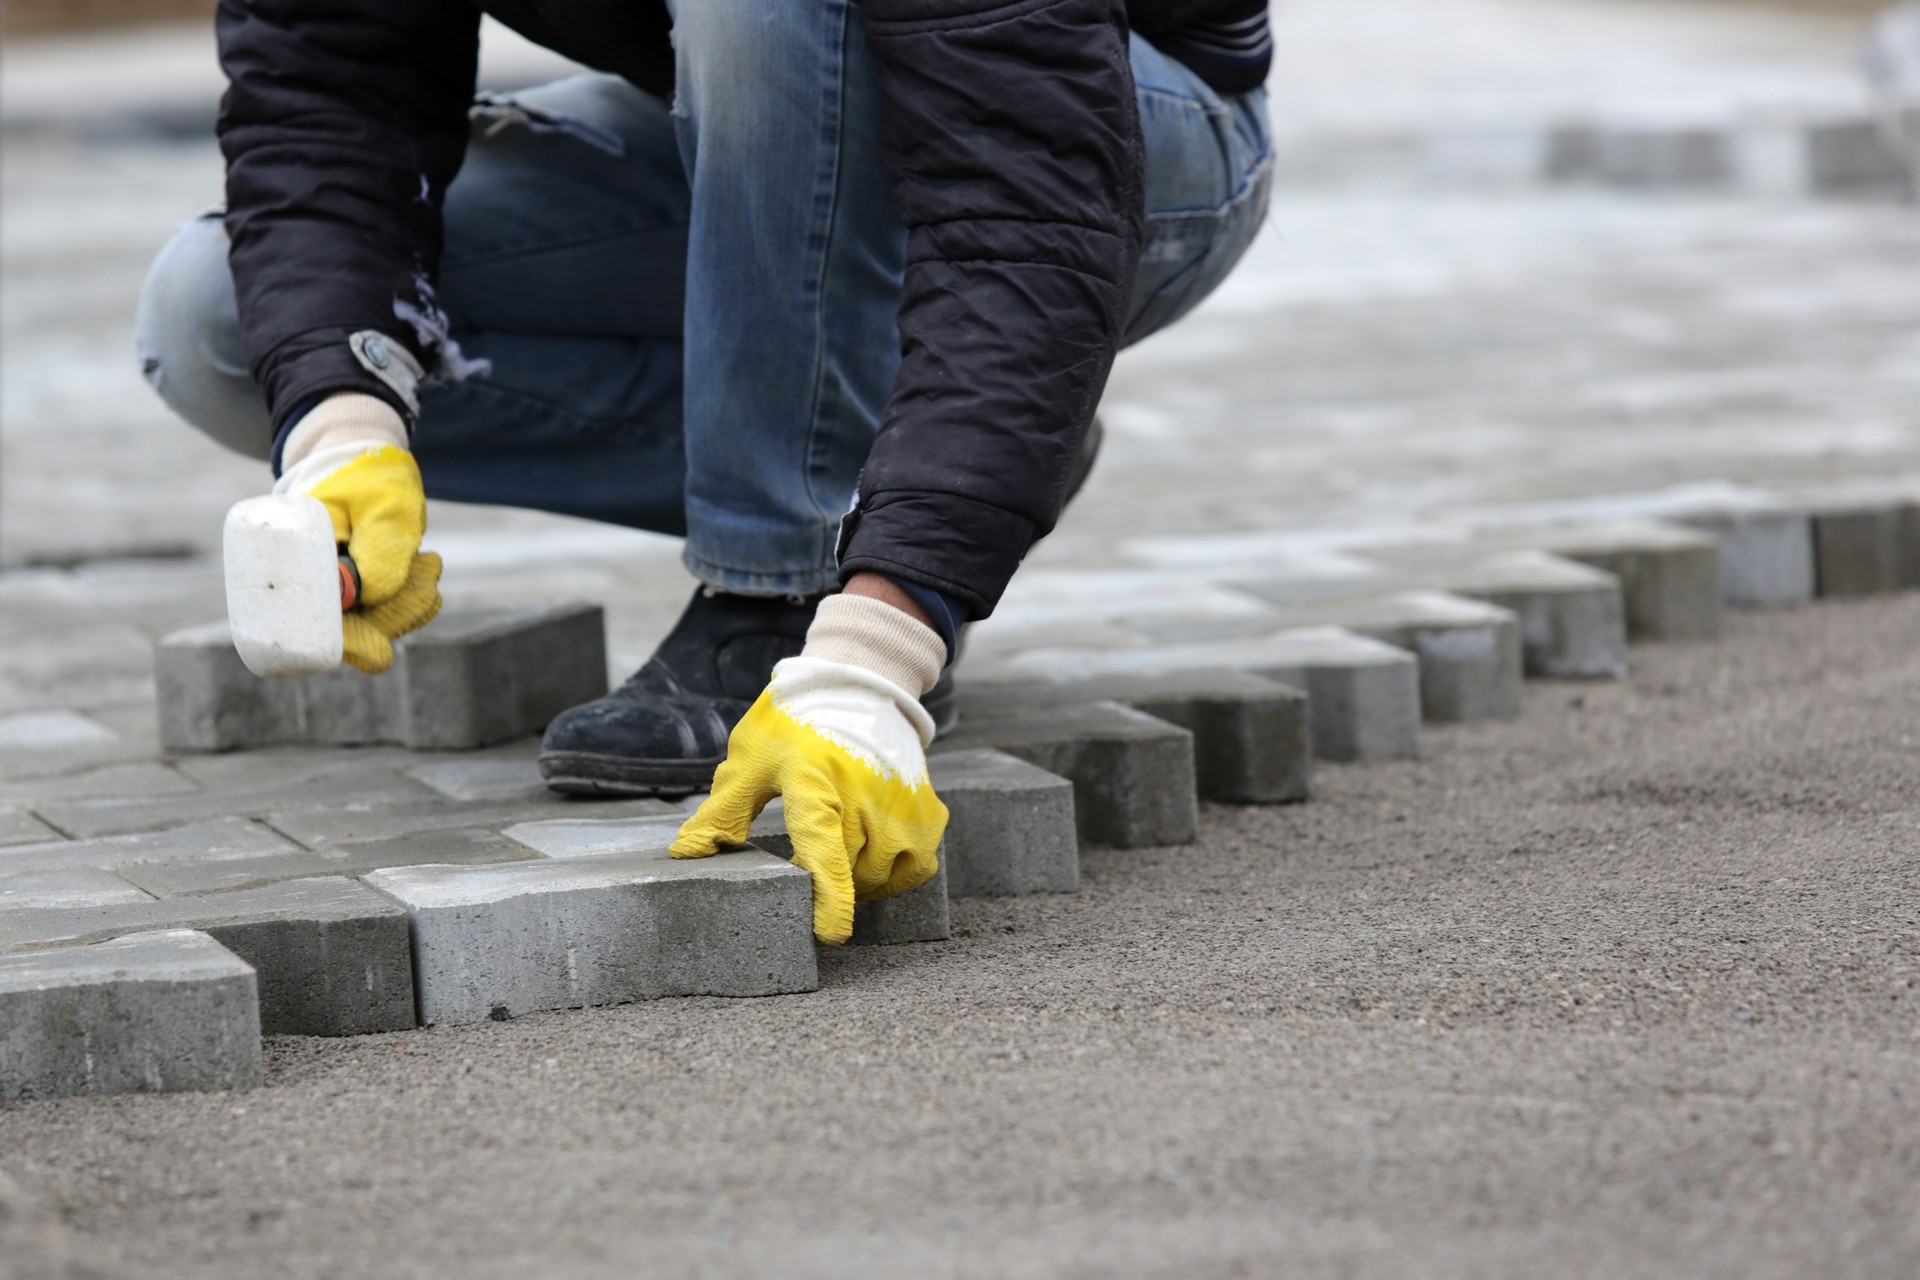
[279,393,408,474]
[802,593,945,703]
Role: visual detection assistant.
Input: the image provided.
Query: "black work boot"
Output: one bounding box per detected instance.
[539,587,821,797]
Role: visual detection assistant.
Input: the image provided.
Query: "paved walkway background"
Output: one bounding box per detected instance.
[4,0,1917,671]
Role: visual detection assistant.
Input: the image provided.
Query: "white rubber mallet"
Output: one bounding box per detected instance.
[223,495,360,678]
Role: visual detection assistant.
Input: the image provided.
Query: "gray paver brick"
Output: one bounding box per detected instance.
[0,762,199,807]
[1427,553,1627,679]
[926,750,1078,897]
[0,710,118,750]
[1223,589,1520,727]
[502,815,689,859]
[971,627,1420,763]
[850,855,951,945]
[155,605,609,753]
[170,746,414,790]
[0,817,299,877]
[397,604,608,750]
[1524,522,1722,642]
[267,795,681,849]
[0,806,59,849]
[1810,501,1913,598]
[0,877,416,1037]
[1670,507,1815,607]
[958,669,1310,804]
[363,850,816,1026]
[0,868,152,911]
[0,930,263,1103]
[33,769,434,840]
[933,701,1197,849]
[406,758,550,803]
[155,621,401,752]
[121,829,539,897]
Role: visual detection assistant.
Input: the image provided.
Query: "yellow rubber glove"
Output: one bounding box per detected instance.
[274,392,442,674]
[672,594,948,944]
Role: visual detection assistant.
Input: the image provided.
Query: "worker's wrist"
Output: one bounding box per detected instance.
[279,392,408,474]
[801,593,945,698]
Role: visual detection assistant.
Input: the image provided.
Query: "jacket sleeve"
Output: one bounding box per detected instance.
[839,0,1143,618]
[216,0,481,437]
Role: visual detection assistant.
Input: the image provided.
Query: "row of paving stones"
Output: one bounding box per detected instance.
[4,485,1918,1102]
[1293,106,1916,199]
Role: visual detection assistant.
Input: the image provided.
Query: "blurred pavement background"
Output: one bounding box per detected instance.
[3,0,1917,671]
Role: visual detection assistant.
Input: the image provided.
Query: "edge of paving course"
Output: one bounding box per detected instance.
[6,487,1919,1103]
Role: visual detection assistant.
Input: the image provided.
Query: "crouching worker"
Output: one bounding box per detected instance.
[134,0,1273,941]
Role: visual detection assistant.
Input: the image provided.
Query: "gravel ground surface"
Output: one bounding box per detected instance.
[3,591,1916,1280]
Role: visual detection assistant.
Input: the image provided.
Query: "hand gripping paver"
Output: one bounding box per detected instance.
[849,855,952,945]
[0,930,262,1103]
[362,849,816,1026]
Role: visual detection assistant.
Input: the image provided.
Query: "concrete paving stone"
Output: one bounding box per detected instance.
[170,745,415,790]
[0,876,415,1037]
[574,801,957,937]
[1669,507,1816,606]
[1550,119,1733,187]
[121,829,539,897]
[0,806,60,849]
[0,868,152,911]
[1219,589,1520,726]
[969,627,1420,763]
[406,758,550,803]
[0,707,163,786]
[1733,115,1908,197]
[1521,521,1723,641]
[0,761,199,806]
[0,929,263,1103]
[396,603,608,750]
[931,701,1197,849]
[0,709,118,750]
[958,670,1311,804]
[363,849,817,1026]
[925,750,1079,897]
[155,620,404,752]
[501,814,688,859]
[850,854,951,946]
[1809,500,1912,598]
[155,605,607,752]
[33,768,435,840]
[1903,505,1920,592]
[1403,552,1627,680]
[1,624,156,689]
[1802,116,1911,194]
[268,795,681,850]
[0,817,299,877]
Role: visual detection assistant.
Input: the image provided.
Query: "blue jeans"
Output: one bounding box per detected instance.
[136,8,1270,596]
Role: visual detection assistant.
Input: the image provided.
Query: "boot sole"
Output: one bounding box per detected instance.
[537,750,723,799]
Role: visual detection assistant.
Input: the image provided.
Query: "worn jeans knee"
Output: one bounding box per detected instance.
[134,212,272,460]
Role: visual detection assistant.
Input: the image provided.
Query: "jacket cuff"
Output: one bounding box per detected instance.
[837,491,1037,620]
[801,594,945,699]
[260,329,415,438]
